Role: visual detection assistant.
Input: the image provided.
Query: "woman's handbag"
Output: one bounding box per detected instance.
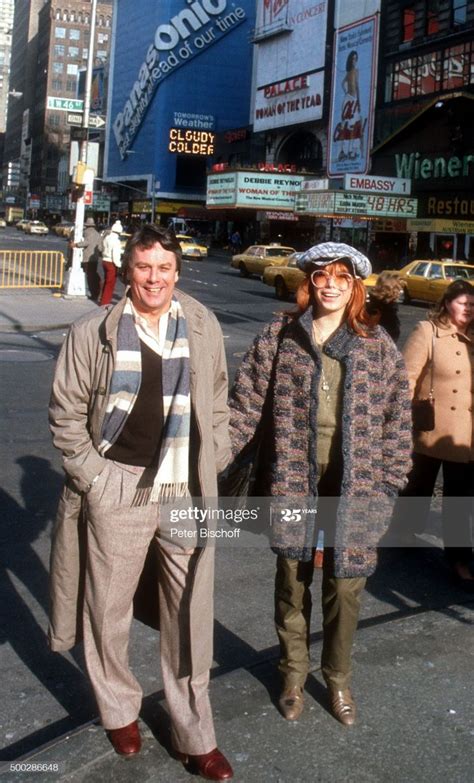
[412,327,435,432]
[412,396,435,431]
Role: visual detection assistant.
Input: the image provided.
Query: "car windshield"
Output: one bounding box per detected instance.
[444,265,474,280]
[266,248,293,258]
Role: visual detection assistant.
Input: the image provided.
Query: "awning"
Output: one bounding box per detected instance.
[407,218,474,234]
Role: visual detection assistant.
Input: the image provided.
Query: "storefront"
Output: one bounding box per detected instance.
[206,168,313,248]
[371,93,474,262]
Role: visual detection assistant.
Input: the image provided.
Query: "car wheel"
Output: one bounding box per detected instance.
[275,276,289,300]
[239,262,249,277]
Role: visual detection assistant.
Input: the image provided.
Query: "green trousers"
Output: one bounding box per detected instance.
[275,554,366,690]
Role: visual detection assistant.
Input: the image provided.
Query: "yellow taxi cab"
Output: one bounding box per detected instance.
[176,234,208,259]
[262,254,304,299]
[231,243,296,277]
[364,259,474,304]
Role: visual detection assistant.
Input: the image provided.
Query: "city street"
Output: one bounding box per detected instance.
[0,233,473,782]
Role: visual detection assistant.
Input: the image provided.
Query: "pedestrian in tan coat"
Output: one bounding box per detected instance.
[49,225,234,780]
[402,279,474,588]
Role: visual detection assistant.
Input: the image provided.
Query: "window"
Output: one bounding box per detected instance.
[427,263,443,279]
[54,44,65,57]
[82,48,89,59]
[69,29,80,40]
[66,79,77,92]
[52,61,64,73]
[52,78,63,91]
[410,262,429,276]
[443,43,472,89]
[55,10,61,20]
[98,32,109,43]
[55,26,66,38]
[426,11,439,34]
[67,63,78,75]
[426,1,440,35]
[68,46,79,58]
[105,17,111,28]
[453,0,467,26]
[402,6,416,42]
[96,50,108,61]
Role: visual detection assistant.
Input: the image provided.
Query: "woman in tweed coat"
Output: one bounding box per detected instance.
[228,243,412,726]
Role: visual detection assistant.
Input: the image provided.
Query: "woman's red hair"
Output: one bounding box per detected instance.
[294,261,376,337]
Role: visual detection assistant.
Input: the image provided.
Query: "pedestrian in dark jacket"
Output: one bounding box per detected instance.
[75,217,102,301]
[228,242,412,727]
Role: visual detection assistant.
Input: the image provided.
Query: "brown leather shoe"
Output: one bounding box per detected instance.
[328,688,356,726]
[175,747,233,780]
[107,719,141,756]
[279,685,304,721]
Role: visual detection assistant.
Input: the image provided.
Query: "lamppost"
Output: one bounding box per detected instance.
[66,0,98,297]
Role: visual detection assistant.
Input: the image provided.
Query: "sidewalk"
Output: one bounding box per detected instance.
[0,585,472,783]
[0,289,100,334]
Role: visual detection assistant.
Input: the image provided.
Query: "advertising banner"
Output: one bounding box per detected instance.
[253,0,328,132]
[296,190,418,219]
[207,171,304,209]
[111,1,249,159]
[254,70,324,131]
[327,15,378,176]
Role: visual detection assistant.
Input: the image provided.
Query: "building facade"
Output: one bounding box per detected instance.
[371,0,474,263]
[0,0,14,134]
[104,0,257,227]
[3,0,112,220]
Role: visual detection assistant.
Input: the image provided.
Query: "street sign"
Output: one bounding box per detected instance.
[48,97,84,112]
[71,127,88,141]
[88,115,106,129]
[67,112,83,127]
[66,112,106,129]
[343,174,412,196]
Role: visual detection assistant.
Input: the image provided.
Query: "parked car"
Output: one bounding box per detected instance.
[53,221,74,237]
[231,244,296,277]
[262,254,304,299]
[365,259,474,304]
[0,217,6,229]
[16,219,30,231]
[24,220,49,235]
[262,255,406,302]
[176,234,208,259]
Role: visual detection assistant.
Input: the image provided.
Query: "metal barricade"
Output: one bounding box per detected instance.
[0,250,65,289]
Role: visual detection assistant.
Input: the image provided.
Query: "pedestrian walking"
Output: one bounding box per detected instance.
[74,216,102,301]
[227,242,412,726]
[48,225,234,780]
[401,279,474,588]
[100,220,123,306]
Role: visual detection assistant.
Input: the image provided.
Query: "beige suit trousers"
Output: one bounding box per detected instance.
[83,460,216,754]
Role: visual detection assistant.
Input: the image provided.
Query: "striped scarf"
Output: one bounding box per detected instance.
[99,298,191,504]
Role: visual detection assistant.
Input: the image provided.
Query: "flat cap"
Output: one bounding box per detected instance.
[295,242,372,279]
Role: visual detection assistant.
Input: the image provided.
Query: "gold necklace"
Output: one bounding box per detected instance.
[312,322,331,401]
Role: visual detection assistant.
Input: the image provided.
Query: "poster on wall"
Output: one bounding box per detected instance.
[327,15,378,176]
[253,0,328,132]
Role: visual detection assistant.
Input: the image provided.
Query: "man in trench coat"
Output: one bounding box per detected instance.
[48,225,233,781]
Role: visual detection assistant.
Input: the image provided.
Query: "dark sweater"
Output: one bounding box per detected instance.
[106,340,164,467]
